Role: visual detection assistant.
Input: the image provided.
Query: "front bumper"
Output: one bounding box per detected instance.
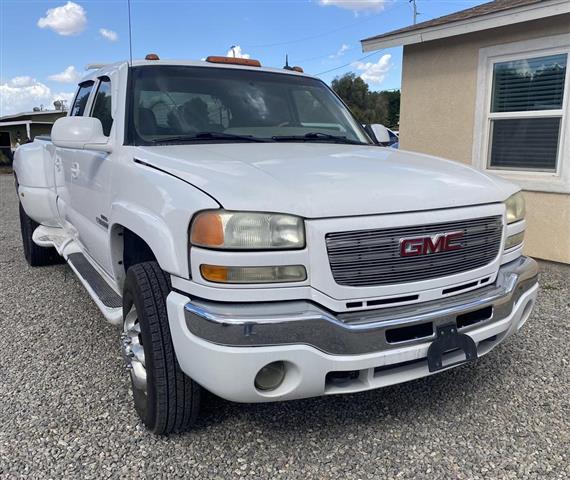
[167,257,538,403]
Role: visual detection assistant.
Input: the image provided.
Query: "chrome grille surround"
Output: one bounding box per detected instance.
[326,216,503,287]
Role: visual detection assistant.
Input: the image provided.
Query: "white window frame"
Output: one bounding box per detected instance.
[473,34,570,193]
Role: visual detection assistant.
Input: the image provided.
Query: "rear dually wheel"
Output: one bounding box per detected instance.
[18,202,63,267]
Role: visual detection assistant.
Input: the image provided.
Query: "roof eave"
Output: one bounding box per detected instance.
[361,0,570,52]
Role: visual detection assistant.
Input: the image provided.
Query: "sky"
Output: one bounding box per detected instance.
[0,0,483,116]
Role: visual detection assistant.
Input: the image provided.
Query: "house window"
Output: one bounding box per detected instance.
[488,54,567,172]
[474,35,570,193]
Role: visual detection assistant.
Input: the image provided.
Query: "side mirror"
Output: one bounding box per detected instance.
[366,124,391,145]
[52,116,112,152]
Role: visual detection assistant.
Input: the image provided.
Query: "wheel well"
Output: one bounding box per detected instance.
[122,228,157,272]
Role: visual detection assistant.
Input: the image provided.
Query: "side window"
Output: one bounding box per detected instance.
[91,77,113,137]
[71,82,94,116]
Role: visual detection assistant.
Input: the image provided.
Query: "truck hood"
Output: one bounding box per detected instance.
[136,143,518,218]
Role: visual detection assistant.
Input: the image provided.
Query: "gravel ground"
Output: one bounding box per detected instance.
[0,174,568,479]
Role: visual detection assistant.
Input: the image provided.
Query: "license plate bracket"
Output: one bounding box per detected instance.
[427,323,478,373]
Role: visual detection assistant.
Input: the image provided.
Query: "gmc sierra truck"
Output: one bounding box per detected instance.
[13,55,538,434]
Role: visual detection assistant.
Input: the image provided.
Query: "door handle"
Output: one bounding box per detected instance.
[54,157,62,171]
[70,162,80,179]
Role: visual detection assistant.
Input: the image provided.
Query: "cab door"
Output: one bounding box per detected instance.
[67,76,115,274]
[54,80,94,232]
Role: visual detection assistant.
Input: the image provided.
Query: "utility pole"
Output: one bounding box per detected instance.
[409,0,420,25]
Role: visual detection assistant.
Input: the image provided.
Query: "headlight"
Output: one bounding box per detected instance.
[190,210,305,250]
[505,192,525,224]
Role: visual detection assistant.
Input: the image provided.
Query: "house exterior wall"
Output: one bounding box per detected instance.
[399,14,570,264]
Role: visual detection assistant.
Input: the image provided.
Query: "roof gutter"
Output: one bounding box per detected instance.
[361,0,570,52]
[0,120,32,139]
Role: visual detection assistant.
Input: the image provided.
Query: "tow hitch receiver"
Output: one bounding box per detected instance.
[427,323,478,373]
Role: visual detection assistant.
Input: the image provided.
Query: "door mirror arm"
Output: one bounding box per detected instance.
[84,140,113,153]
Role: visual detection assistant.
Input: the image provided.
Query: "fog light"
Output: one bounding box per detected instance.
[505,231,524,250]
[200,264,306,284]
[254,361,286,391]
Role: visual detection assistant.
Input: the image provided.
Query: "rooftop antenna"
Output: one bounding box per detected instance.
[127,0,133,65]
[283,54,293,70]
[409,0,420,25]
[230,45,237,58]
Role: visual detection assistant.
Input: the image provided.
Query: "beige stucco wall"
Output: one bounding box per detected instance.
[522,191,570,263]
[399,15,570,264]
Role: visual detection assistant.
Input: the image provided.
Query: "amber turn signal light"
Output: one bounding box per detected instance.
[190,212,224,247]
[200,265,229,283]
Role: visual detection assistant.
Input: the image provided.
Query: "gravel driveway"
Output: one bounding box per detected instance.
[0,174,568,479]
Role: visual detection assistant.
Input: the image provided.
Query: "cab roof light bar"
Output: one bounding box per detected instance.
[206,56,261,67]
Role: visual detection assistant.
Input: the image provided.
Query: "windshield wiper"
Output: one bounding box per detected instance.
[271,132,367,145]
[150,132,270,144]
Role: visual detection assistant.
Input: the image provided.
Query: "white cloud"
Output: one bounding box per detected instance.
[48,65,82,83]
[0,76,74,116]
[318,0,387,11]
[330,44,350,59]
[99,28,118,42]
[37,1,87,36]
[226,45,250,59]
[8,76,36,88]
[352,54,392,84]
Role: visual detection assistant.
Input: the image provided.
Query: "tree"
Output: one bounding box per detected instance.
[331,73,400,128]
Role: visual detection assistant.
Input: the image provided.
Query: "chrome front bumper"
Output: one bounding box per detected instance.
[184,256,538,356]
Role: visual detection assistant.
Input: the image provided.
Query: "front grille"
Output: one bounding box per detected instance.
[326,216,503,287]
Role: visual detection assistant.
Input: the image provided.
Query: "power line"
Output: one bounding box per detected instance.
[314,50,385,77]
[242,10,387,49]
[294,46,353,65]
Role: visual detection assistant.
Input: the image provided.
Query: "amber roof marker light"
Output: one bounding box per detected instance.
[145,53,160,60]
[283,55,304,73]
[206,56,261,67]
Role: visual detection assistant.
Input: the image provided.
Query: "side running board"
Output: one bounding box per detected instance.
[67,252,123,325]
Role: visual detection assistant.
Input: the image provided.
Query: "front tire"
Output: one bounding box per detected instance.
[18,202,63,267]
[122,261,200,434]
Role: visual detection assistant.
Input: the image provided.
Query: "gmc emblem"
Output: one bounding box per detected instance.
[399,231,464,257]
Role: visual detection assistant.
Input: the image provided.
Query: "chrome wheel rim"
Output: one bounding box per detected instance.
[122,305,147,395]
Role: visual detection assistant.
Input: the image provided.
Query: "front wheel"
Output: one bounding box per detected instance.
[121,261,201,434]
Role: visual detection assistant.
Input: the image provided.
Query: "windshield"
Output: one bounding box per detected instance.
[129,65,371,145]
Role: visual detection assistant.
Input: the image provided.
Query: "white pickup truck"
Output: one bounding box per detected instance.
[14,55,538,434]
